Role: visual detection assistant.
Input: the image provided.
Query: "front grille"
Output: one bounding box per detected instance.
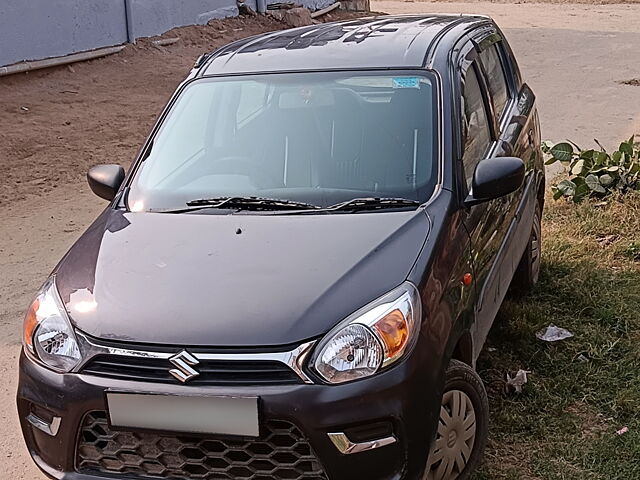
[76,411,328,480]
[81,355,302,386]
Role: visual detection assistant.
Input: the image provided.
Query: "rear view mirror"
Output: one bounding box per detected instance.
[87,165,125,201]
[465,157,524,207]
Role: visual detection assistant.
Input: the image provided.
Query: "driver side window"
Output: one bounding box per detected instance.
[461,64,491,191]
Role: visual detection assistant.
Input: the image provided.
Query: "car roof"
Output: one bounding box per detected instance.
[199,14,491,76]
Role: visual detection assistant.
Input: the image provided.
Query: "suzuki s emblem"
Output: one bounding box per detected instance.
[169,350,200,383]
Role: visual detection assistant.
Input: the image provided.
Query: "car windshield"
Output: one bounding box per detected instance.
[127,71,438,212]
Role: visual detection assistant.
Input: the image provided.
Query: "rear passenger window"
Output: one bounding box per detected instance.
[479,44,509,121]
[461,66,491,190]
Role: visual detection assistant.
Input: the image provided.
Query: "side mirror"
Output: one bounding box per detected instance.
[465,157,524,207]
[87,164,125,201]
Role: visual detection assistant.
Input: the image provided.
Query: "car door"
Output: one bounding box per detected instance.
[460,28,540,357]
[457,55,508,359]
[477,30,542,280]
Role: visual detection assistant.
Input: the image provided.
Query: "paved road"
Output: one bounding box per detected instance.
[2,3,640,477]
[375,1,640,152]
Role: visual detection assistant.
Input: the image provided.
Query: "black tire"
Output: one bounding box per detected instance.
[510,202,542,295]
[424,360,489,480]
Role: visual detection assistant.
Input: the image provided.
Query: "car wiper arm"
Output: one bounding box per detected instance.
[150,196,320,213]
[324,197,421,212]
[272,197,422,215]
[151,197,419,214]
[187,196,320,209]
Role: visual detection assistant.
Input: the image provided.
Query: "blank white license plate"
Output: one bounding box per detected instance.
[106,393,259,437]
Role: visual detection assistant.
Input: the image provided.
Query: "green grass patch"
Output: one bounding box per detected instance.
[473,192,640,479]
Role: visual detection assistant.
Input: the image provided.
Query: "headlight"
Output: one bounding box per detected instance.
[313,282,421,384]
[23,277,82,372]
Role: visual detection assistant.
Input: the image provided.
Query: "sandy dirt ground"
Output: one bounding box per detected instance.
[1,4,640,478]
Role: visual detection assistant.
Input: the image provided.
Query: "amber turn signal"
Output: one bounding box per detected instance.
[23,298,40,352]
[373,309,409,358]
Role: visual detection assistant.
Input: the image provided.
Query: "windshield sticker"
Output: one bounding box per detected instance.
[392,77,419,89]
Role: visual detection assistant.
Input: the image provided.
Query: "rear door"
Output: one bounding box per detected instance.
[475,28,541,301]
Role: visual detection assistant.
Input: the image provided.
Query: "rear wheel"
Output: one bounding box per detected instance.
[424,360,489,480]
[511,202,542,294]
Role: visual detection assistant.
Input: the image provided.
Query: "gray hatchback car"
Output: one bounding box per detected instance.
[18,14,543,480]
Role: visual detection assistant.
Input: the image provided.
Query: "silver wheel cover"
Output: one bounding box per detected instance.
[424,390,476,480]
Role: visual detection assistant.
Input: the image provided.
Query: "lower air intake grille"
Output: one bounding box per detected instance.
[76,411,328,480]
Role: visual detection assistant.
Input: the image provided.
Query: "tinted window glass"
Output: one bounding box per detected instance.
[128,71,439,211]
[461,66,491,189]
[480,44,509,120]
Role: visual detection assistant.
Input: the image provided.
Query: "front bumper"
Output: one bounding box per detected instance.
[17,345,444,480]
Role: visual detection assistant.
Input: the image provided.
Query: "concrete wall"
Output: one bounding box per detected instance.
[0,0,129,66]
[0,0,240,67]
[129,0,238,41]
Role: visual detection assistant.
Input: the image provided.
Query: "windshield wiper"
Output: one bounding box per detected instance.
[150,196,320,213]
[270,197,422,215]
[323,197,421,212]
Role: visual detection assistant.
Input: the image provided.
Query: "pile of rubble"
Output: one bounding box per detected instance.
[237,0,368,27]
[267,4,316,27]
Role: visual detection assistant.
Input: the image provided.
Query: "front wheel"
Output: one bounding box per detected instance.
[424,360,489,480]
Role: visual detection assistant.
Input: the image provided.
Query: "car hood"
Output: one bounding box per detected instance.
[55,208,430,346]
